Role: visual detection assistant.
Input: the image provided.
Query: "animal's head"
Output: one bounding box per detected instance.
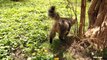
[48,6,60,20]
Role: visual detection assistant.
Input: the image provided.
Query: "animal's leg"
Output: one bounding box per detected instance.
[49,30,56,44]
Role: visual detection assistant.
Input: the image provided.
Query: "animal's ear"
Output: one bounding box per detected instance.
[49,6,55,12]
[50,6,55,10]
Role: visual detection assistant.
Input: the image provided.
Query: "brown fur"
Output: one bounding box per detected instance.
[48,6,77,43]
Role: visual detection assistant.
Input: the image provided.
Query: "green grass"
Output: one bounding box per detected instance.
[0,0,89,60]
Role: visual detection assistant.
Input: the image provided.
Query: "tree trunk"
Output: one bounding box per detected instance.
[85,0,107,52]
[79,0,86,37]
[69,0,107,59]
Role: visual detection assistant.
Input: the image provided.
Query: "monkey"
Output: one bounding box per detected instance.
[48,6,77,44]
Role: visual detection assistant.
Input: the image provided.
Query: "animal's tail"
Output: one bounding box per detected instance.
[48,6,60,20]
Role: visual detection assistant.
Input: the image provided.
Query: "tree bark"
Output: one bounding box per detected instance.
[70,0,107,59]
[85,0,107,51]
[88,0,98,28]
[79,0,86,37]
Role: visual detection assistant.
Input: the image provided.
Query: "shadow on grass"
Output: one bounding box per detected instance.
[50,36,77,60]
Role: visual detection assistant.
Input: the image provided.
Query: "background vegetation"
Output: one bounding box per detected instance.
[0,0,90,60]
